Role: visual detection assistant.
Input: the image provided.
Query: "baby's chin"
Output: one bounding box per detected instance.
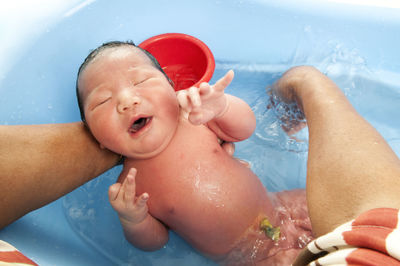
[124,150,162,160]
[123,138,173,160]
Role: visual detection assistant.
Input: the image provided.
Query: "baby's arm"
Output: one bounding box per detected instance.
[177,70,256,142]
[108,168,168,251]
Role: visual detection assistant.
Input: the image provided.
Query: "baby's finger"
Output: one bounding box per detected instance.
[136,193,149,208]
[177,90,190,111]
[198,82,211,96]
[221,141,235,156]
[237,158,251,168]
[119,168,136,200]
[108,183,122,202]
[188,111,204,125]
[188,87,201,108]
[123,174,135,203]
[213,70,234,92]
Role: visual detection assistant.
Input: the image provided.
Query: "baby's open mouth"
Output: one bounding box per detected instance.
[129,117,152,134]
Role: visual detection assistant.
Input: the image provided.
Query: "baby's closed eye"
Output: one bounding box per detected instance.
[133,77,155,87]
[92,97,111,110]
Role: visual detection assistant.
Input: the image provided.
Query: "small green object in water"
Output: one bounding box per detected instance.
[260,218,280,241]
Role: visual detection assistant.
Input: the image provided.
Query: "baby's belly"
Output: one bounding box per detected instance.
[140,155,273,256]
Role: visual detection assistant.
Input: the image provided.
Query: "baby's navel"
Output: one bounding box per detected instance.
[260,218,281,241]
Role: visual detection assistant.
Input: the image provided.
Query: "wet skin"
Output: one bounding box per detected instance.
[78,46,312,263]
[123,118,272,256]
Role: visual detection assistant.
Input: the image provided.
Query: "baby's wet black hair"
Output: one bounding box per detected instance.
[76,40,171,123]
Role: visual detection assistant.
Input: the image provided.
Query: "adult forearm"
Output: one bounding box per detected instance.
[275,66,400,236]
[0,122,119,229]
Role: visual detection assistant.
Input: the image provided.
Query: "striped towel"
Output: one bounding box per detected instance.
[293,208,400,265]
[0,240,37,266]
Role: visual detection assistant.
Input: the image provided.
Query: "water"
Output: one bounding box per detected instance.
[63,60,400,265]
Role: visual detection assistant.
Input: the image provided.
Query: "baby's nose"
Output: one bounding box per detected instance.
[117,91,141,113]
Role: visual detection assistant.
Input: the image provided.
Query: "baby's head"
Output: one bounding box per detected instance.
[76,41,180,159]
[76,41,171,122]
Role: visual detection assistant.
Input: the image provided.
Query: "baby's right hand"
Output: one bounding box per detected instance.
[108,168,149,225]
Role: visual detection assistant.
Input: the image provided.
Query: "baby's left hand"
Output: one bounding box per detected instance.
[177,70,234,125]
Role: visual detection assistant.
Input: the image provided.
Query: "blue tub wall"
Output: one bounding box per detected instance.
[1,0,400,125]
[0,0,399,265]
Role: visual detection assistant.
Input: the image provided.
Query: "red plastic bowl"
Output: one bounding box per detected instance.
[139,33,215,91]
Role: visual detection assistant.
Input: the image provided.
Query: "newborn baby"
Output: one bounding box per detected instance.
[76,41,313,265]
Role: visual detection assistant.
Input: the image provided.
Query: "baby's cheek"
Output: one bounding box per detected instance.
[166,101,180,117]
[163,106,180,129]
[90,116,119,146]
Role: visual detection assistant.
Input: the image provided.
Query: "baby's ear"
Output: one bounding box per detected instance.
[100,143,106,149]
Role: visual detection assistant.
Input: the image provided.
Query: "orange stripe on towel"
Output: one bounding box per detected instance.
[0,250,38,265]
[343,208,399,255]
[352,207,399,229]
[347,248,400,266]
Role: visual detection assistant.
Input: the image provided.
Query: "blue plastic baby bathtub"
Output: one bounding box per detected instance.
[1,1,400,265]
